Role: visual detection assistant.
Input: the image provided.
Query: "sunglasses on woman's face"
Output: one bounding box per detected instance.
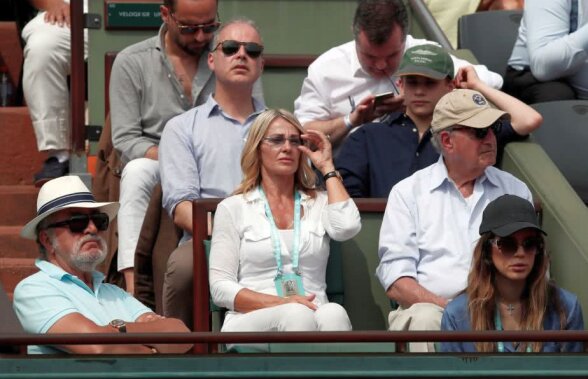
[213,40,264,59]
[491,236,542,256]
[452,119,503,140]
[45,213,110,234]
[262,135,303,148]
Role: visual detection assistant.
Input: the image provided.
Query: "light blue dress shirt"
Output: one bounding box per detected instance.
[13,260,151,354]
[509,0,588,98]
[159,94,266,242]
[376,156,532,300]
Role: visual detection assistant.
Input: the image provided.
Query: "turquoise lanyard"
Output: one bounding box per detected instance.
[494,307,532,353]
[258,186,301,277]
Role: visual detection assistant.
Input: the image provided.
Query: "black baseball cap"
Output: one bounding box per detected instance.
[479,194,547,237]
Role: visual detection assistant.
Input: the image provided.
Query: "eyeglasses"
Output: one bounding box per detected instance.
[45,213,110,234]
[213,40,264,59]
[491,236,543,256]
[452,119,503,140]
[262,135,303,148]
[170,13,221,35]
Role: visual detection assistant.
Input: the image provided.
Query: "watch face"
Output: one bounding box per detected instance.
[110,319,126,329]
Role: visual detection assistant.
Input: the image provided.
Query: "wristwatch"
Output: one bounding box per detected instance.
[110,319,127,333]
[323,170,342,183]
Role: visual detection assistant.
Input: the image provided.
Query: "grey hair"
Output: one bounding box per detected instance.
[211,18,263,48]
[35,218,54,261]
[430,128,451,154]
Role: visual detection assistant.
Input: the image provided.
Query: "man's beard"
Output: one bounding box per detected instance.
[172,33,206,56]
[53,234,108,273]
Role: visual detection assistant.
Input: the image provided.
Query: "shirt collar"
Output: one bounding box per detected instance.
[245,187,312,204]
[35,259,105,293]
[204,93,267,119]
[429,156,498,191]
[429,156,450,191]
[350,40,369,78]
[156,24,167,52]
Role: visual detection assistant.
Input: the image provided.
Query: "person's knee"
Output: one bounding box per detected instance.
[164,244,193,293]
[405,303,443,330]
[277,303,317,331]
[121,159,160,190]
[315,303,351,331]
[388,303,443,331]
[121,158,159,180]
[23,34,68,69]
[525,81,577,103]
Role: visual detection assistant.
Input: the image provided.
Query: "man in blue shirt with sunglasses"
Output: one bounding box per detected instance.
[110,0,264,293]
[13,176,191,354]
[159,19,266,328]
[376,87,539,352]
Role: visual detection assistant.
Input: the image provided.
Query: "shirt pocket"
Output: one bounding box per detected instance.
[241,224,275,268]
[301,220,328,259]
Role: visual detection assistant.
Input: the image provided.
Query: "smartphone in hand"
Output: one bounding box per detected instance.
[373,91,396,106]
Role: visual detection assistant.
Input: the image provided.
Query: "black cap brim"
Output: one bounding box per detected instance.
[489,222,547,237]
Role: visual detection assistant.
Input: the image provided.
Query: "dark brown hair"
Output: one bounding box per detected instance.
[353,0,408,44]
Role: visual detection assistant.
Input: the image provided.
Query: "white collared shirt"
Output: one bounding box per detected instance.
[376,156,532,300]
[209,190,361,312]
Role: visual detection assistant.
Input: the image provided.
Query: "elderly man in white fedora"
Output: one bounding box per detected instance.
[13,176,191,355]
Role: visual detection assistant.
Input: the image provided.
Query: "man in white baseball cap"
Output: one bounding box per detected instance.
[14,176,191,354]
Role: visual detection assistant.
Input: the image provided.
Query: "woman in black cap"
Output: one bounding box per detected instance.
[441,194,584,352]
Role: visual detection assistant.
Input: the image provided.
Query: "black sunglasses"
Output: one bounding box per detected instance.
[452,119,503,140]
[45,213,110,234]
[491,236,543,256]
[170,13,221,35]
[214,40,264,58]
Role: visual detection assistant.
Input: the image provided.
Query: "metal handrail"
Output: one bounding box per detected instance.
[407,0,452,50]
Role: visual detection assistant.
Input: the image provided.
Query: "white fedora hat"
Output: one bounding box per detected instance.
[21,176,119,240]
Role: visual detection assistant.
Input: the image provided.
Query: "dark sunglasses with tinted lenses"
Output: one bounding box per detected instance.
[45,213,110,234]
[171,13,220,35]
[214,40,264,58]
[454,119,503,140]
[262,135,303,148]
[491,236,543,256]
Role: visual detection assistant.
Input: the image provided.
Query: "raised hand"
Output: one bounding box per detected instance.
[298,129,335,175]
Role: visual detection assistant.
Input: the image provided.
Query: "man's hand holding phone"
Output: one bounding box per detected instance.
[347,91,404,129]
[372,91,404,118]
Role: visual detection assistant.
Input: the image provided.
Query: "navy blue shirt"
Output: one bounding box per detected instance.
[335,112,523,198]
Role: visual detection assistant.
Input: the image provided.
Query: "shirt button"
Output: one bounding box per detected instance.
[180,95,184,98]
[168,74,171,78]
[412,128,417,133]
[416,152,419,157]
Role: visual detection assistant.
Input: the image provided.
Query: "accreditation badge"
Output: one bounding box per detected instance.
[274,273,305,297]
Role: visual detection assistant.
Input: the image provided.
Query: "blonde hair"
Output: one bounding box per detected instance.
[467,232,566,352]
[233,109,317,196]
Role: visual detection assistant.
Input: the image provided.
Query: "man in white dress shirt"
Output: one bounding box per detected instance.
[294,0,503,150]
[376,89,534,352]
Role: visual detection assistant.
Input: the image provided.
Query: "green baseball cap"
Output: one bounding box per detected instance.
[395,44,454,80]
